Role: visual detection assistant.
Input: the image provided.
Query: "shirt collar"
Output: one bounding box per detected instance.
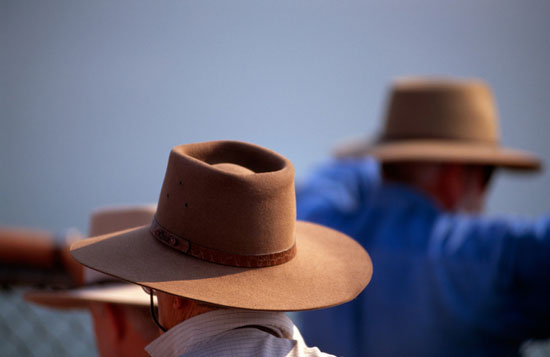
[145,309,295,357]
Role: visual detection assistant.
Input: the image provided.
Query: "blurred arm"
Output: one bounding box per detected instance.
[0,227,59,268]
[431,214,550,336]
[0,226,83,287]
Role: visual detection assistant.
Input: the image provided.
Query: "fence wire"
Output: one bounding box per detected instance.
[1,288,549,357]
[0,288,96,357]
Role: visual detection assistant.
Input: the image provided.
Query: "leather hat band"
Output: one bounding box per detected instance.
[150,217,297,268]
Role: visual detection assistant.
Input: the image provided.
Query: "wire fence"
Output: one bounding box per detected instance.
[0,288,96,357]
[1,288,549,357]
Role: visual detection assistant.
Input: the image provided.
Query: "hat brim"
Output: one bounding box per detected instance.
[24,283,150,310]
[70,222,372,312]
[334,138,541,171]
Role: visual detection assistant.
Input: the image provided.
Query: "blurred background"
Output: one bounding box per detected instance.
[1,0,549,356]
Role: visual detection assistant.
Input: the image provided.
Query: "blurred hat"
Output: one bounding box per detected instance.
[24,205,155,309]
[71,141,372,311]
[334,77,541,171]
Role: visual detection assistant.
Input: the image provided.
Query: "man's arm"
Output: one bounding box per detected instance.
[0,227,83,287]
[431,214,550,284]
[430,213,550,335]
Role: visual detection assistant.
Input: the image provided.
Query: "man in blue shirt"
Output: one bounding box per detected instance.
[296,78,549,356]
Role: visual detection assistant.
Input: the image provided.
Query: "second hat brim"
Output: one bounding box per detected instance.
[334,138,541,171]
[70,222,372,312]
[24,283,150,310]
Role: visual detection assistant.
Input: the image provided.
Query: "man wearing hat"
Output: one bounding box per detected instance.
[70,140,372,356]
[22,206,159,357]
[296,78,550,356]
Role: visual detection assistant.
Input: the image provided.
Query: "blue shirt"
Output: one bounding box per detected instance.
[296,158,550,357]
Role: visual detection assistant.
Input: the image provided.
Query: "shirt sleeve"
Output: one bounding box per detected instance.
[296,158,380,226]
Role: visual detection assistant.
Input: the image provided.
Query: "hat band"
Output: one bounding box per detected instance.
[150,217,297,268]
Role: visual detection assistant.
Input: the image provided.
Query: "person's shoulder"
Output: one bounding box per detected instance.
[311,157,379,180]
[183,327,336,357]
[182,327,292,357]
[297,157,380,208]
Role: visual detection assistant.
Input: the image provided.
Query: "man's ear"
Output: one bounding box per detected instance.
[172,295,188,310]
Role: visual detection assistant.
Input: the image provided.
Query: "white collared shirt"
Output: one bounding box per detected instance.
[145,309,335,357]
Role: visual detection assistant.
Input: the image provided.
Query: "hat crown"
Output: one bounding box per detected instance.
[155,141,296,258]
[382,78,500,144]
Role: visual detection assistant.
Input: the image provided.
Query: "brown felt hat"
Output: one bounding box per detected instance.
[70,141,372,311]
[334,77,541,171]
[25,205,155,309]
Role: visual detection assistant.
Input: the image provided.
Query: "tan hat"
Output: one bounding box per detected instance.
[70,141,372,311]
[334,77,541,171]
[24,205,155,309]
